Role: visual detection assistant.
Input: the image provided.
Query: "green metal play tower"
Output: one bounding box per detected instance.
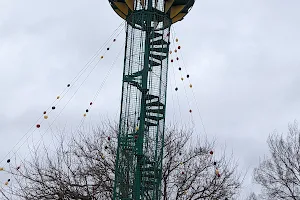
[108,0,195,199]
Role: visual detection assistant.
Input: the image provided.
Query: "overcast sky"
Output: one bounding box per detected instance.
[1,0,300,199]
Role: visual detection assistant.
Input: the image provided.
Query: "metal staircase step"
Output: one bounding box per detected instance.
[149,32,163,39]
[124,79,142,90]
[145,94,158,100]
[146,109,165,115]
[149,60,161,67]
[145,121,158,127]
[150,47,169,54]
[151,39,169,46]
[126,69,144,78]
[150,54,167,61]
[145,115,164,121]
[146,101,164,107]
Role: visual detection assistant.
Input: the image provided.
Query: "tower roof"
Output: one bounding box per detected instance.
[108,0,195,24]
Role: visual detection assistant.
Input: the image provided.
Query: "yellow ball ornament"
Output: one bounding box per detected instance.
[56,96,60,99]
[181,77,184,81]
[4,181,8,185]
[169,51,172,54]
[189,84,192,88]
[83,113,87,117]
[101,56,104,59]
[0,167,4,171]
[176,38,179,42]
[44,115,48,119]
[135,126,139,131]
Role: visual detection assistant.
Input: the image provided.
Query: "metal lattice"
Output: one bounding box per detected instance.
[109,0,195,199]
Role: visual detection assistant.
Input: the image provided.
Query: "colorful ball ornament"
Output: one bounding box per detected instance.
[187,74,190,78]
[178,46,181,49]
[176,57,179,60]
[210,151,214,155]
[189,109,192,113]
[6,159,10,163]
[101,56,104,59]
[170,51,172,54]
[83,113,87,117]
[175,87,178,91]
[176,38,178,42]
[67,84,70,87]
[107,48,110,50]
[113,39,116,42]
[56,96,60,99]
[90,102,93,105]
[36,124,41,128]
[108,136,111,141]
[134,135,138,139]
[43,111,46,115]
[175,49,177,53]
[189,84,193,88]
[171,59,173,62]
[0,168,4,171]
[86,109,89,113]
[4,181,8,185]
[179,67,181,71]
[181,171,184,175]
[52,106,55,110]
[181,77,184,81]
[44,115,48,119]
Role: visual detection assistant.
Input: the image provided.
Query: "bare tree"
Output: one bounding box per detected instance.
[2,123,241,199]
[254,121,300,200]
[246,192,259,200]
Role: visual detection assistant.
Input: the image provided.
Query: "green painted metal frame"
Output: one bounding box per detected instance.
[113,1,172,199]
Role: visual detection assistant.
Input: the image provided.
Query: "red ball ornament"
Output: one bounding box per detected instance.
[176,57,179,60]
[181,172,184,175]
[36,124,41,128]
[171,59,173,62]
[178,46,181,49]
[43,111,46,114]
[90,102,93,105]
[108,136,111,141]
[189,109,192,113]
[210,151,214,155]
[113,39,116,42]
[16,166,20,170]
[134,135,138,139]
[217,173,221,177]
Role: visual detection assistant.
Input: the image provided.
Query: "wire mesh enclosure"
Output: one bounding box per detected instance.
[110,0,195,199]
